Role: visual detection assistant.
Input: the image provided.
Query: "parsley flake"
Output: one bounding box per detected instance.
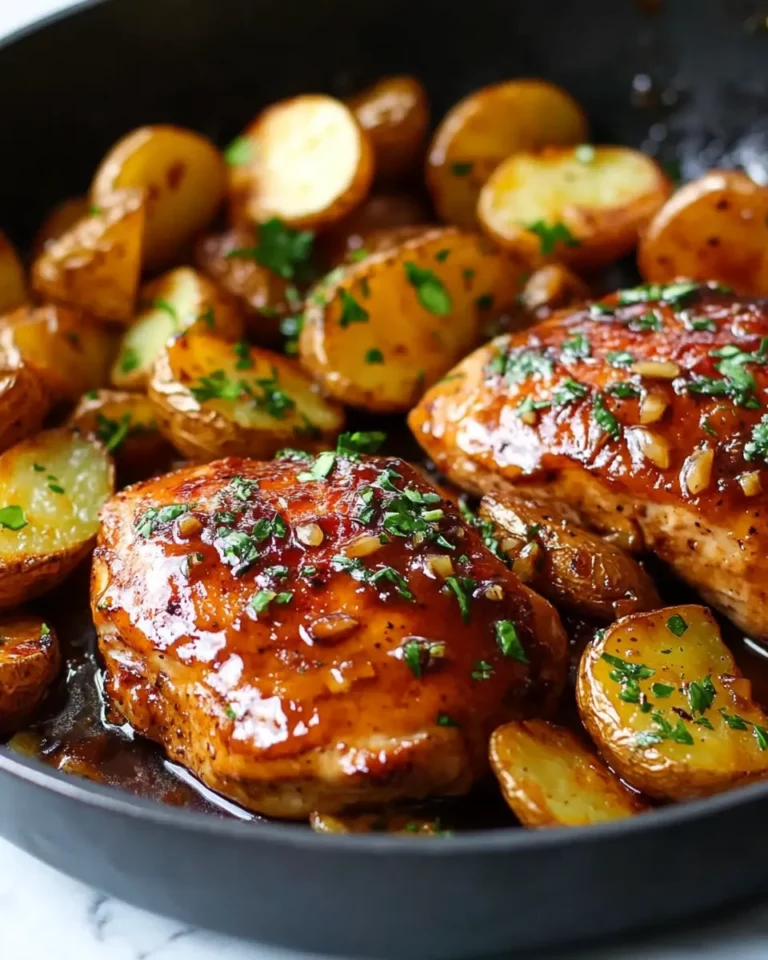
[0,505,26,530]
[526,220,580,255]
[339,289,369,328]
[495,620,527,662]
[404,262,452,316]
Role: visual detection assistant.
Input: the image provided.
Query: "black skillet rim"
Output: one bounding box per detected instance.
[4,0,768,861]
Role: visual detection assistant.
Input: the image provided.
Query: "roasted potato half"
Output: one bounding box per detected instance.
[310,811,447,835]
[150,332,344,461]
[91,125,226,270]
[32,196,89,255]
[0,614,61,733]
[0,305,118,405]
[0,353,50,455]
[300,227,537,413]
[638,170,768,295]
[111,267,245,390]
[0,232,27,315]
[577,605,768,801]
[0,429,114,609]
[227,95,374,229]
[68,389,172,480]
[427,79,588,228]
[31,189,145,323]
[347,76,430,181]
[519,263,590,319]
[478,145,672,271]
[490,720,646,827]
[479,494,661,622]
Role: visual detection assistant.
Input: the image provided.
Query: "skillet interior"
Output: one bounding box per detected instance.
[1,0,768,956]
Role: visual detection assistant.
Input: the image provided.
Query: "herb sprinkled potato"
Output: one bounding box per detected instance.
[300,227,538,413]
[578,605,768,801]
[31,189,145,323]
[638,170,768,295]
[426,79,588,228]
[0,232,27,315]
[0,614,61,734]
[478,145,672,270]
[91,125,227,270]
[149,332,344,461]
[226,94,374,229]
[111,266,244,390]
[0,429,114,609]
[491,719,646,827]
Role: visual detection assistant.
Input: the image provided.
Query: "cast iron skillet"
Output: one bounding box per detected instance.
[1,1,768,957]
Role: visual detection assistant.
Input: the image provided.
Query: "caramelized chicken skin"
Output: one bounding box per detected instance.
[409,285,768,639]
[92,453,566,818]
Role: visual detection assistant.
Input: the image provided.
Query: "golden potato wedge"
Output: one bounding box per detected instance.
[0,305,118,404]
[0,353,50,454]
[638,170,768,295]
[0,231,27,314]
[347,75,429,181]
[490,720,646,827]
[300,227,537,413]
[427,79,588,228]
[0,614,61,733]
[227,95,374,229]
[32,196,90,255]
[577,605,768,801]
[68,389,172,481]
[519,263,590,318]
[111,267,245,391]
[479,145,672,271]
[0,429,114,609]
[31,189,145,323]
[479,494,660,622]
[149,332,344,461]
[91,125,226,270]
[310,811,447,835]
[318,192,433,266]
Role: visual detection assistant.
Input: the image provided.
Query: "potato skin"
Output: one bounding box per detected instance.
[490,719,646,827]
[577,605,768,801]
[31,189,145,323]
[519,264,590,319]
[91,124,226,270]
[478,146,672,271]
[0,354,50,455]
[310,810,444,835]
[426,79,589,228]
[347,75,430,181]
[32,196,89,256]
[0,232,27,315]
[0,614,61,734]
[638,170,768,295]
[479,494,661,622]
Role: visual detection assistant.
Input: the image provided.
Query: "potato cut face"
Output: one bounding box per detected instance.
[31,189,145,323]
[0,429,113,559]
[91,124,226,270]
[638,170,768,295]
[310,811,445,835]
[299,227,536,413]
[490,720,645,827]
[0,613,61,733]
[0,232,27,315]
[0,357,50,455]
[150,332,344,460]
[0,305,118,404]
[111,266,244,390]
[577,605,768,801]
[347,75,430,181]
[426,79,588,228]
[229,95,374,229]
[478,146,671,269]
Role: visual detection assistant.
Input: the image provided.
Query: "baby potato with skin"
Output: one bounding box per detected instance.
[0,353,50,455]
[0,232,27,315]
[149,331,344,461]
[0,614,61,734]
[91,125,227,270]
[577,605,768,802]
[32,196,89,255]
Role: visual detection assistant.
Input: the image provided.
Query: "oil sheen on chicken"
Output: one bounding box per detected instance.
[409,284,768,640]
[92,454,567,818]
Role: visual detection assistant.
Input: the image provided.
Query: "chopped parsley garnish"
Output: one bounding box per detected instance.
[526,220,580,255]
[32,462,46,472]
[298,451,336,482]
[135,504,191,538]
[693,339,768,410]
[495,620,527,662]
[0,505,26,530]
[365,348,384,364]
[719,707,748,730]
[753,725,768,751]
[404,262,452,316]
[217,529,259,572]
[487,347,554,384]
[233,340,253,370]
[562,333,591,359]
[629,311,662,333]
[592,394,620,439]
[445,576,475,624]
[635,710,694,747]
[225,705,238,720]
[618,281,703,307]
[552,378,588,406]
[651,682,675,698]
[688,675,716,715]
[606,382,641,399]
[450,162,473,176]
[435,249,451,263]
[436,712,459,727]
[686,315,717,332]
[666,613,688,637]
[226,218,314,281]
[339,289,369,328]
[607,351,635,368]
[471,660,494,681]
[251,369,296,419]
[462,268,475,284]
[331,555,415,601]
[120,347,140,374]
[48,482,65,495]
[745,415,768,462]
[250,589,293,616]
[226,476,259,501]
[476,293,494,311]
[402,638,445,677]
[224,135,253,166]
[602,653,655,681]
[190,369,244,403]
[96,412,132,452]
[336,431,387,456]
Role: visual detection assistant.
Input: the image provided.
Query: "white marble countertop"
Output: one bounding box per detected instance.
[4,1,768,957]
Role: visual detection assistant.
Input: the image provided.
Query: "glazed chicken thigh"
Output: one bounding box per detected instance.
[410,284,768,640]
[92,452,566,818]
